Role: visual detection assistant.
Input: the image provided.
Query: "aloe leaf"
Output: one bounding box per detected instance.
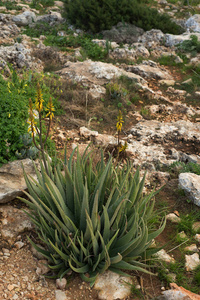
[68,259,89,273]
[49,240,69,261]
[80,180,90,232]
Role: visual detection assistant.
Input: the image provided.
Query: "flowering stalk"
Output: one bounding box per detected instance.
[116,110,123,147]
[27,83,55,174]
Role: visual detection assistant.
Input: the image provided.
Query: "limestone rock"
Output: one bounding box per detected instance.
[127,60,173,80]
[0,158,38,203]
[179,173,200,207]
[194,234,200,243]
[138,29,165,48]
[153,249,175,264]
[0,205,33,245]
[56,278,67,290]
[185,253,200,271]
[12,11,36,26]
[193,222,200,233]
[36,11,64,24]
[0,43,40,69]
[36,260,50,275]
[165,33,200,47]
[184,244,199,253]
[185,14,200,33]
[79,127,98,138]
[94,270,133,300]
[166,213,180,223]
[55,290,67,300]
[157,282,200,299]
[101,22,144,44]
[57,60,146,98]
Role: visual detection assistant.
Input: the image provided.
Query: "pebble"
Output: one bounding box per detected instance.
[14,242,25,249]
[194,234,200,243]
[56,278,67,290]
[184,244,199,253]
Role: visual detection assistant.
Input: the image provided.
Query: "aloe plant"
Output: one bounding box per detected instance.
[20,148,165,285]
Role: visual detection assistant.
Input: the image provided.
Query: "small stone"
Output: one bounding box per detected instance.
[166,213,180,223]
[193,222,200,233]
[14,241,25,249]
[194,234,200,243]
[94,270,133,300]
[135,285,141,289]
[153,249,175,264]
[185,253,200,271]
[55,290,67,300]
[2,248,10,254]
[184,244,199,253]
[12,294,18,300]
[37,260,50,275]
[161,286,165,291]
[56,278,67,290]
[7,284,14,291]
[177,231,187,240]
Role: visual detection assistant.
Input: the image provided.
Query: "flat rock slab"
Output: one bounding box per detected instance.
[57,60,147,98]
[94,270,133,300]
[127,62,173,80]
[0,158,38,203]
[0,205,33,245]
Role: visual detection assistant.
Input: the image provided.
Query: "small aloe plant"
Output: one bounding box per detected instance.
[20,147,165,286]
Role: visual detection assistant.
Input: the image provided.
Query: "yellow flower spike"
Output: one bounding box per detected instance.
[116,110,124,132]
[35,83,44,113]
[46,97,55,121]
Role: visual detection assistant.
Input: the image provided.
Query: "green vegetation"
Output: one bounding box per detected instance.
[64,0,183,34]
[24,23,108,61]
[0,69,60,166]
[30,0,54,10]
[177,35,200,57]
[0,0,21,10]
[168,161,200,177]
[20,148,165,285]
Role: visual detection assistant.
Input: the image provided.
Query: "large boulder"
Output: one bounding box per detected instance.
[127,60,173,80]
[57,60,146,98]
[185,14,200,33]
[36,11,64,24]
[179,173,200,207]
[0,158,38,203]
[0,42,40,69]
[101,22,144,44]
[12,11,36,26]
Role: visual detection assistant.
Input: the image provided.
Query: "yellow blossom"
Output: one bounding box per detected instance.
[46,97,55,121]
[116,110,123,132]
[35,83,44,112]
[8,113,11,118]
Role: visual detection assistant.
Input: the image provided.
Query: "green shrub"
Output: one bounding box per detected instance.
[169,161,200,176]
[21,148,165,285]
[177,35,200,56]
[0,69,60,166]
[64,0,183,34]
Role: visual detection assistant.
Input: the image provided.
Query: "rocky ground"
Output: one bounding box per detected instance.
[1,0,200,299]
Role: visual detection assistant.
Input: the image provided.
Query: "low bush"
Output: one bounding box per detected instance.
[64,0,183,34]
[0,69,60,166]
[177,35,200,56]
[21,148,165,285]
